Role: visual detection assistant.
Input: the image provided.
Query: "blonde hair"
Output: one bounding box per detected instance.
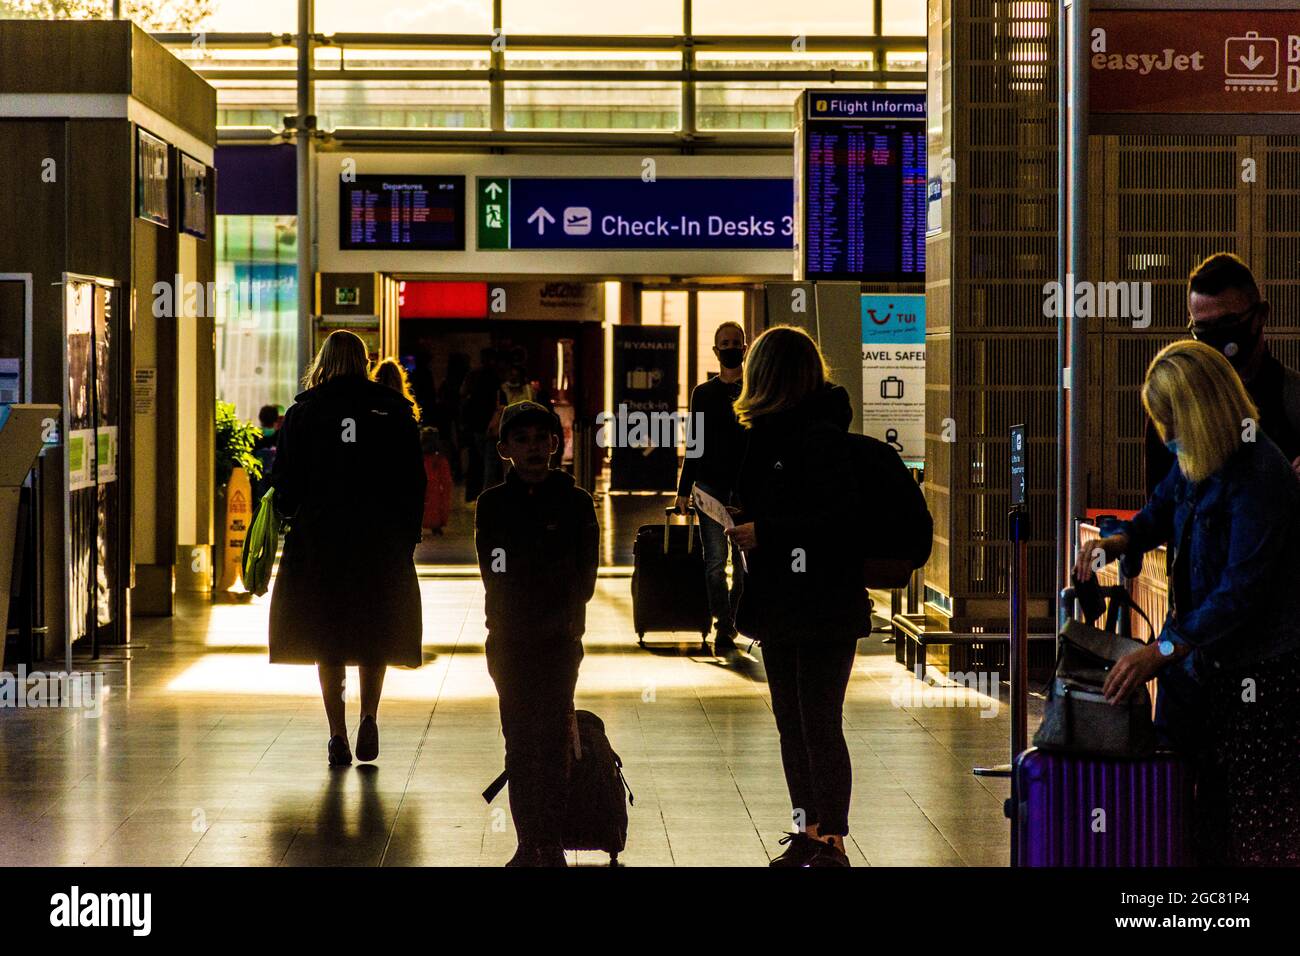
[1142,339,1257,482]
[733,325,829,427]
[304,330,370,389]
[373,357,421,420]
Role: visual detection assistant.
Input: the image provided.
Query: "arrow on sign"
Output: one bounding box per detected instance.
[485,181,503,199]
[1241,45,1265,70]
[527,206,555,234]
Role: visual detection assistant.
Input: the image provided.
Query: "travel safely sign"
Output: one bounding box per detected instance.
[1090,10,1300,114]
[476,176,794,250]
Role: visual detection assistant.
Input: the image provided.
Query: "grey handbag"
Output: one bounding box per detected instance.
[1033,617,1158,758]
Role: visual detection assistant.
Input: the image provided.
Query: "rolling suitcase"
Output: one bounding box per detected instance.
[422,451,452,532]
[631,507,712,647]
[1011,747,1193,866]
[1008,572,1193,866]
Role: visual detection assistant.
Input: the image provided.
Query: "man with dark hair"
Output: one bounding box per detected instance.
[674,320,748,657]
[1144,252,1300,494]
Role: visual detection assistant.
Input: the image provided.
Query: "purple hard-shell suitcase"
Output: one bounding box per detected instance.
[1010,747,1193,866]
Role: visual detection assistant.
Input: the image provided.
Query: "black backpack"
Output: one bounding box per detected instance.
[482,709,634,866]
[843,432,933,586]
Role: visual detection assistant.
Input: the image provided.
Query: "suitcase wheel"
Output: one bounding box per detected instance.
[609,853,619,867]
[637,633,645,647]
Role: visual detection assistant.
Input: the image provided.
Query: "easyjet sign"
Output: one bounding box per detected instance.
[1091,10,1300,114]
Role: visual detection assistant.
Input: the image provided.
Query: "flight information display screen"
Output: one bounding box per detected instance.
[799,92,926,282]
[339,175,466,251]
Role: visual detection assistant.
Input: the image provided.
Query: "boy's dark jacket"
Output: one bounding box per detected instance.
[475,468,599,640]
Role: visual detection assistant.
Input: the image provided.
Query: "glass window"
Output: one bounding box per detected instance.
[317,81,491,130]
[317,0,492,34]
[695,83,805,131]
[882,0,927,36]
[696,52,877,72]
[886,50,927,73]
[503,0,683,35]
[215,216,299,423]
[213,80,296,130]
[506,82,680,131]
[692,0,872,36]
[505,51,681,72]
[195,0,300,33]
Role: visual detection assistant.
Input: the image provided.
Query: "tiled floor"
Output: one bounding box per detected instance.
[0,577,1027,867]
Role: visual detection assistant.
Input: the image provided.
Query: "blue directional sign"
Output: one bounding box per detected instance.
[483,177,795,250]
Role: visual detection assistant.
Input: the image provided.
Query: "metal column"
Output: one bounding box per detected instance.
[295,0,316,378]
[1059,0,1088,603]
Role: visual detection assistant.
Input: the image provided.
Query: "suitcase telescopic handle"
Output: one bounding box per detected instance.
[663,505,696,554]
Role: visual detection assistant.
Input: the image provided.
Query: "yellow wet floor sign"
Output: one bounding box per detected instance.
[221,466,252,592]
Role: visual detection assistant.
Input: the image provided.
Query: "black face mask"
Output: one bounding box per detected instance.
[1193,316,1261,369]
[717,347,745,370]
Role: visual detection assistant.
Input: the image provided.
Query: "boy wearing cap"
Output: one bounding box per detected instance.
[474,400,600,867]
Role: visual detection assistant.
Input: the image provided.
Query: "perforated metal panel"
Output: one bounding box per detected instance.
[926,0,1058,630]
[930,5,1300,631]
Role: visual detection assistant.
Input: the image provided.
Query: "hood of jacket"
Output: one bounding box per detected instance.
[752,382,853,434]
[294,375,415,413]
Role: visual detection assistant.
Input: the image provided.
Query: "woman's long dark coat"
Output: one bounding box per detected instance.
[268,376,426,665]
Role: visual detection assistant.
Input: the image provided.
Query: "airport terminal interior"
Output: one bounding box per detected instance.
[1,0,1297,878]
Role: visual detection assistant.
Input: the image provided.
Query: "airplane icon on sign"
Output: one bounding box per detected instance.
[563,206,592,236]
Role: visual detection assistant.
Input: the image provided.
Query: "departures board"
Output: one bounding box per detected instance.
[339,174,466,251]
[795,91,927,283]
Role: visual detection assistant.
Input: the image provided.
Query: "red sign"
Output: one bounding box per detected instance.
[1090,10,1300,114]
[398,281,488,319]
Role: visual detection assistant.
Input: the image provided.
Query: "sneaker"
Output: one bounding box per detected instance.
[327,735,352,767]
[805,840,851,867]
[356,714,379,762]
[769,831,820,867]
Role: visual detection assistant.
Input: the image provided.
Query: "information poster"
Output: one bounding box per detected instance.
[861,293,925,464]
[610,325,679,491]
[67,428,94,491]
[0,357,19,404]
[180,153,208,239]
[137,129,170,226]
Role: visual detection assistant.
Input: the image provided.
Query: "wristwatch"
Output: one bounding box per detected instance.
[1157,639,1175,657]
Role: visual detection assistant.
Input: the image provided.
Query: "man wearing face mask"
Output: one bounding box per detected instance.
[675,321,748,657]
[1144,253,1300,496]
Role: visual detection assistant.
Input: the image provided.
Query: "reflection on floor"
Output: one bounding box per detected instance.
[0,579,1027,867]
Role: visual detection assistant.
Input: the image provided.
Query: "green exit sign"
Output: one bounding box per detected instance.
[478,178,509,249]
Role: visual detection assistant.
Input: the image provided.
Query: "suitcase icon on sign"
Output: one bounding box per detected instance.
[1224,31,1279,91]
[881,375,905,399]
